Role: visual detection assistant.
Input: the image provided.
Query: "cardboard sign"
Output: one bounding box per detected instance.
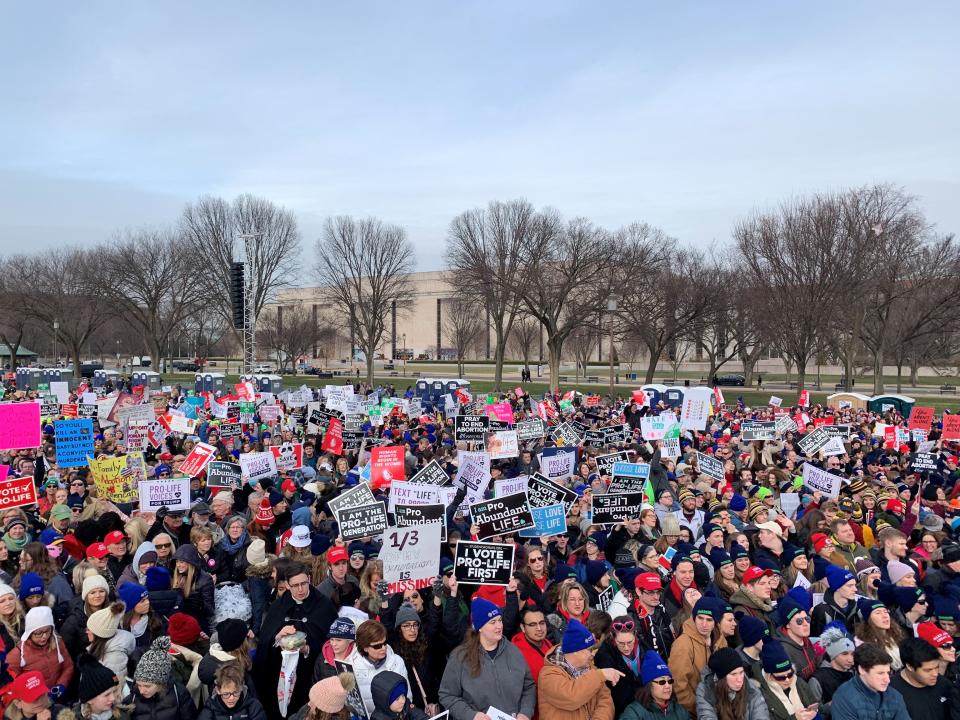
[908,407,935,432]
[454,540,515,586]
[370,445,405,489]
[0,474,37,510]
[381,523,443,593]
[321,417,344,455]
[801,463,842,498]
[527,472,577,510]
[338,501,389,541]
[206,461,242,489]
[139,477,191,512]
[54,419,94,468]
[470,491,534,539]
[769,396,783,408]
[394,503,447,541]
[239,451,278,482]
[486,430,519,459]
[455,415,489,442]
[409,460,450,486]
[911,452,940,473]
[516,418,546,441]
[88,454,139,502]
[592,492,646,525]
[518,502,567,538]
[696,451,725,483]
[798,428,831,456]
[270,442,303,472]
[943,415,960,442]
[741,421,777,441]
[0,402,41,451]
[179,442,217,477]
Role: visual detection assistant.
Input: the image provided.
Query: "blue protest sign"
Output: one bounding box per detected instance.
[54,419,95,468]
[612,462,650,479]
[519,503,567,538]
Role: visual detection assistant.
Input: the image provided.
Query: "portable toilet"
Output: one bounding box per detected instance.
[195,372,226,395]
[641,384,666,407]
[132,371,162,391]
[868,394,916,416]
[41,368,67,385]
[445,379,471,395]
[92,369,120,388]
[826,392,871,411]
[16,367,42,390]
[254,374,283,394]
[662,386,686,408]
[415,379,430,399]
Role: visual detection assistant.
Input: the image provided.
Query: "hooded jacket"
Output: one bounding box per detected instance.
[196,687,267,720]
[810,589,859,635]
[537,646,614,720]
[369,670,428,720]
[668,618,722,715]
[439,637,536,720]
[117,542,158,589]
[777,628,821,681]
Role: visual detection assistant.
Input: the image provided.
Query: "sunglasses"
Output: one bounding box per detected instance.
[791,616,809,625]
[155,543,172,549]
[771,670,795,681]
[612,620,635,632]
[942,643,955,650]
[529,557,544,563]
[367,641,387,650]
[651,678,674,686]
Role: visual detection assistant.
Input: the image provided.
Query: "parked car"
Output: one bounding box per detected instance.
[172,361,200,372]
[712,373,745,386]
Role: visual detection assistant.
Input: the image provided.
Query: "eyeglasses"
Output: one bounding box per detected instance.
[651,678,674,686]
[31,628,52,637]
[641,589,662,595]
[523,620,547,628]
[529,557,544,564]
[367,641,387,650]
[400,622,419,630]
[219,689,242,699]
[288,581,310,590]
[612,620,635,632]
[791,616,810,625]
[70,482,85,487]
[771,670,795,681]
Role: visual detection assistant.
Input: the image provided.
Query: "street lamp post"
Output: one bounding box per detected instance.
[402,333,407,376]
[115,340,120,370]
[607,299,618,397]
[53,320,59,368]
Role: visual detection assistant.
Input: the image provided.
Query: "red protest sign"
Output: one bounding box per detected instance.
[178,442,217,477]
[813,417,835,427]
[0,403,41,451]
[60,404,79,419]
[632,390,648,406]
[908,407,934,432]
[0,474,37,511]
[943,415,960,441]
[235,382,256,402]
[270,443,304,472]
[585,395,601,407]
[370,445,405,489]
[884,425,896,449]
[321,417,343,456]
[713,387,724,407]
[798,390,809,408]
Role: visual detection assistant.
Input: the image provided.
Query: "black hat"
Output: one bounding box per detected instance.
[216,618,248,652]
[77,654,118,703]
[707,647,743,680]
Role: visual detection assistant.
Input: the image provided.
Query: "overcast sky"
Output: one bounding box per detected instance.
[1,2,957,274]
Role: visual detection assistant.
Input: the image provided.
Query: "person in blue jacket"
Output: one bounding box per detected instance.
[831,642,910,720]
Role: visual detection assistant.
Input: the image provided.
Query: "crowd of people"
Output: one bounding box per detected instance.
[0,373,958,720]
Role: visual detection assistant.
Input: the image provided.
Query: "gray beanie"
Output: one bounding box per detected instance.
[394,602,421,629]
[134,636,172,686]
[818,625,855,660]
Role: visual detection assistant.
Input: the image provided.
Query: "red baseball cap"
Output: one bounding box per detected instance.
[86,542,109,560]
[635,572,663,592]
[918,622,953,648]
[742,566,774,584]
[327,546,349,564]
[811,533,831,553]
[104,531,126,546]
[5,671,48,703]
[885,499,905,514]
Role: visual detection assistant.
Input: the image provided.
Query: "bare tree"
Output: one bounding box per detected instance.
[92,228,206,370]
[180,194,302,330]
[443,298,484,377]
[446,199,533,390]
[315,216,416,385]
[508,314,540,371]
[516,212,616,392]
[0,256,36,371]
[568,323,599,382]
[258,303,334,374]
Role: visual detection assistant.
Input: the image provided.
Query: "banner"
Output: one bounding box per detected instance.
[454,540,515,586]
[381,523,443,593]
[88,454,139,502]
[518,503,567,538]
[179,442,217,477]
[591,492,645,525]
[0,403,41,451]
[455,415,489,442]
[469,491,534,539]
[321,417,344,455]
[54,419,94,468]
[239,451,278,482]
[270,442,304,472]
[527,472,577,510]
[409,460,450,486]
[0,474,37,511]
[139,477,191,512]
[801,463,842,498]
[338,502,389,541]
[370,445,405,489]
[695,451,725,483]
[206,461,242,489]
[741,420,777,441]
[485,430,519,459]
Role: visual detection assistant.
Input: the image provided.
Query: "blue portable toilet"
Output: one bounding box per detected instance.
[663,387,686,408]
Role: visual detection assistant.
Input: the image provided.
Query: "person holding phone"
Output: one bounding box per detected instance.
[758,639,820,720]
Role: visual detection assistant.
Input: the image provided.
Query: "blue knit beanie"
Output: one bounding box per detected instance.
[738,615,769,647]
[729,495,747,511]
[470,597,501,632]
[761,639,793,674]
[387,678,407,706]
[145,566,171,591]
[776,595,805,627]
[640,650,671,685]
[586,560,608,586]
[18,572,43,600]
[708,547,732,570]
[825,564,855,592]
[119,583,149,612]
[561,618,596,654]
[858,596,885,623]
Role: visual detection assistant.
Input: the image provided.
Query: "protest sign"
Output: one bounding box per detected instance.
[115,400,156,428]
[321,417,343,455]
[78,403,97,418]
[338,502,389,541]
[88,455,138,502]
[661,425,682,459]
[609,462,651,493]
[550,422,581,446]
[802,463,842,498]
[798,390,810,408]
[206,461,242,489]
[139,478,191,512]
[370,446,405,489]
[679,387,712,431]
[632,389,649,406]
[527,472,577,510]
[943,415,960,442]
[769,396,783,407]
[908,406,935,432]
[821,437,846,457]
[487,402,513,424]
[592,492,645,525]
[454,540,515,586]
[595,451,629,477]
[821,424,851,439]
[518,503,567,538]
[454,451,491,503]
[516,418,546,440]
[123,420,149,453]
[780,492,801,519]
[695,451,725,483]
[168,414,197,435]
[775,414,798,435]
[38,397,59,417]
[409,459,450,486]
[797,428,831,457]
[217,421,242,441]
[328,483,378,519]
[538,447,577,480]
[333,661,369,720]
[470,491,534,539]
[54,419,94,468]
[581,430,606,448]
[455,415,489,442]
[741,420,777,441]
[912,452,940,473]
[381,523,442,593]
[270,442,303,472]
[640,415,677,441]
[59,403,78,419]
[388,480,438,512]
[239,451,278,482]
[0,474,37,511]
[394,503,447,541]
[0,403,41,451]
[494,476,528,498]
[179,442,217,477]
[486,430,519,459]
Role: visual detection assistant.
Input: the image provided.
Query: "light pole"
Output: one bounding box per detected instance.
[607,298,618,397]
[115,340,120,370]
[402,333,407,376]
[52,320,59,368]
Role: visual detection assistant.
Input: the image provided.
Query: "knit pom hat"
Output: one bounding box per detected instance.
[168,613,202,646]
[0,583,15,601]
[707,647,743,679]
[18,573,44,600]
[470,597,501,632]
[145,566,172,591]
[255,498,276,527]
[87,602,125,639]
[81,574,109,602]
[76,654,118,703]
[246,538,268,566]
[640,650,671,685]
[394,602,420,629]
[761,639,793,674]
[886,561,915,585]
[118,583,149,613]
[561,618,596,654]
[819,623,855,659]
[134,636,172,685]
[309,672,356,713]
[329,618,356,640]
[738,615,769,647]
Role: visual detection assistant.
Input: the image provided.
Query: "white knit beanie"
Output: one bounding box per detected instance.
[21,606,63,666]
[0,583,15,600]
[87,602,124,639]
[81,574,109,601]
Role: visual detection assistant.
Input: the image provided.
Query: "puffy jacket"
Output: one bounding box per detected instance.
[633,602,676,659]
[537,646,614,720]
[622,698,691,720]
[808,661,853,709]
[59,596,94,659]
[439,637,536,720]
[369,670,429,720]
[810,590,858,635]
[830,674,910,720]
[349,645,410,716]
[180,571,216,633]
[695,670,769,720]
[668,619,719,715]
[213,539,251,585]
[196,688,267,720]
[7,636,73,690]
[96,629,137,680]
[125,679,197,720]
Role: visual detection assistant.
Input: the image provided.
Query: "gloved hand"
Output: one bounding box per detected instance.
[430,576,444,594]
[49,684,65,699]
[376,580,390,600]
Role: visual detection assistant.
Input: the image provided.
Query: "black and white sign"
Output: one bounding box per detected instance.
[327,483,377,517]
[337,502,389,541]
[696,451,725,483]
[516,419,546,441]
[591,492,646,525]
[469,491,534,539]
[912,452,940,473]
[775,414,798,435]
[595,451,630,477]
[409,459,450,486]
[206,461,242,489]
[342,429,365,451]
[597,585,614,612]
[455,415,489,442]
[741,421,777,441]
[454,540,515,586]
[527,472,578,510]
[583,430,607,448]
[394,503,447,541]
[822,425,851,440]
[218,421,242,441]
[334,662,369,720]
[550,422,581,446]
[381,523,443,594]
[802,463,842,498]
[797,428,831,457]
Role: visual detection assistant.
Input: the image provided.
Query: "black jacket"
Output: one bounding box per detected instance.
[126,680,197,720]
[197,688,267,720]
[370,671,429,720]
[594,639,642,718]
[810,589,859,635]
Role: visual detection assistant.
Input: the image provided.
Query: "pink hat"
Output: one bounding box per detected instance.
[308,673,355,713]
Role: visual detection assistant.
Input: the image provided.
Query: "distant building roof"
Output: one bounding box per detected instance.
[0,344,37,357]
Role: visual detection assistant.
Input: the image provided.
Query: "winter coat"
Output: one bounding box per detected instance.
[349,645,410,716]
[606,589,631,619]
[633,603,676,659]
[695,670,769,720]
[594,639,641,718]
[808,661,853,709]
[516,572,555,613]
[125,680,197,720]
[59,596,94,660]
[170,641,205,708]
[438,637,536,720]
[147,588,184,621]
[369,670,429,720]
[729,588,777,636]
[54,705,132,720]
[46,572,74,624]
[621,698,691,720]
[179,571,216,633]
[537,646,614,720]
[777,629,821,681]
[759,673,818,720]
[244,560,273,635]
[511,632,552,683]
[95,629,137,680]
[213,538,251,585]
[831,674,910,720]
[668,619,720,715]
[196,688,267,720]
[810,590,859,635]
[7,637,73,690]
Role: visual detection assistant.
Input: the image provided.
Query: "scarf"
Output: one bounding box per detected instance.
[3,533,29,552]
[129,614,149,638]
[560,607,589,624]
[221,530,249,554]
[739,586,774,612]
[555,649,591,679]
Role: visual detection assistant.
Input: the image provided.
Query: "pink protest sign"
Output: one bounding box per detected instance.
[0,466,8,482]
[0,403,41,451]
[488,402,513,424]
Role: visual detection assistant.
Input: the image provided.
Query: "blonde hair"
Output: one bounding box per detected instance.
[125,517,149,549]
[557,580,589,617]
[71,562,98,594]
[172,563,197,597]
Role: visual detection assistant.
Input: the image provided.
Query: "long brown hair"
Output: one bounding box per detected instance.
[854,619,905,648]
[454,628,485,678]
[714,676,747,720]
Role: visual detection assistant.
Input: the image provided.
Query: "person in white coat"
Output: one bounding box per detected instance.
[86,601,137,681]
[348,619,410,715]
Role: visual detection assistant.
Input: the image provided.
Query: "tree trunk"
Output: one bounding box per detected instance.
[492,329,506,391]
[149,339,163,375]
[366,353,375,387]
[796,361,807,392]
[896,362,903,393]
[741,353,755,387]
[547,337,564,393]
[873,348,885,395]
[69,345,83,379]
[1,333,22,372]
[909,358,920,387]
[643,345,660,384]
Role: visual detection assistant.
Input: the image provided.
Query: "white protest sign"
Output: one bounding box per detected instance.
[679,386,713,431]
[769,396,783,408]
[821,437,846,457]
[494,476,528,498]
[537,448,577,480]
[640,415,677,441]
[793,572,811,590]
[455,451,492,505]
[486,430,519,459]
[239,451,278,481]
[802,463,842,498]
[380,523,442,594]
[779,492,801,520]
[388,480,439,512]
[50,381,71,404]
[139,478,191,512]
